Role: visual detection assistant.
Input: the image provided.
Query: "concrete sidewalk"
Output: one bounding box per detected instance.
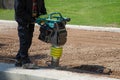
[0,63,120,80]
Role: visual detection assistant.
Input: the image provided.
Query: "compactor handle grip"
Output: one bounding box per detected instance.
[48,12,63,20]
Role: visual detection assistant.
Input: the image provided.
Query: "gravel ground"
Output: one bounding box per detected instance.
[0,22,120,79]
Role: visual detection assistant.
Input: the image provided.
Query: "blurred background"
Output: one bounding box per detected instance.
[0,0,14,9]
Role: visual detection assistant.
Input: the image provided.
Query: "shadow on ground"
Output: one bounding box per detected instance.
[34,64,112,76]
[63,65,112,75]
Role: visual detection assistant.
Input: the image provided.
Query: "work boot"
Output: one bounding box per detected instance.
[21,57,31,64]
[15,57,31,67]
[15,59,22,67]
[15,57,39,69]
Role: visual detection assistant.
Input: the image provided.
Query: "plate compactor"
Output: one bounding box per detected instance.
[36,12,70,67]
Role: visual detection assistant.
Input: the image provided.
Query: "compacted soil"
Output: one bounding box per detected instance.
[0,24,120,79]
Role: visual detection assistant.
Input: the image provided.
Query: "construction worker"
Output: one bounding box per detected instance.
[14,0,47,68]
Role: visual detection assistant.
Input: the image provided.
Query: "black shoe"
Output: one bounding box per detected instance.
[15,57,31,67]
[15,57,39,69]
[21,57,31,65]
[15,60,22,67]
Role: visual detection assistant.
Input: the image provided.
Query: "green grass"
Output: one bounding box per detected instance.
[0,0,120,27]
[0,9,14,20]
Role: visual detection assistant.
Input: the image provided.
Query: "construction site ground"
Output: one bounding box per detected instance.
[0,22,120,79]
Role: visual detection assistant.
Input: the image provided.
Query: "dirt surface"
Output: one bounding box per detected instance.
[0,25,120,79]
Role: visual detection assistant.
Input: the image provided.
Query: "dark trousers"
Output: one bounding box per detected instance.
[16,23,34,60]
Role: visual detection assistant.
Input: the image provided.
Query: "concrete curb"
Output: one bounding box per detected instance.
[0,20,120,33]
[0,20,17,29]
[0,63,120,80]
[66,24,120,33]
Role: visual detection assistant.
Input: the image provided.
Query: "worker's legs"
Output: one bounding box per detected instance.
[15,23,34,66]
